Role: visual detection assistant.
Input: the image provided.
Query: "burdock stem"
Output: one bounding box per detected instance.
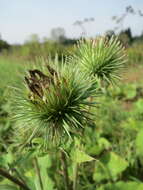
[34,157,44,190]
[73,163,78,190]
[61,151,71,190]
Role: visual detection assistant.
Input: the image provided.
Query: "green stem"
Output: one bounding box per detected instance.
[0,168,30,190]
[73,163,78,190]
[34,157,44,190]
[61,151,70,190]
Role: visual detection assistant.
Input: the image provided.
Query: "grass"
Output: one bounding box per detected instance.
[128,43,143,65]
[0,57,23,91]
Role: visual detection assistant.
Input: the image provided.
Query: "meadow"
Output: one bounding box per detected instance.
[0,38,143,190]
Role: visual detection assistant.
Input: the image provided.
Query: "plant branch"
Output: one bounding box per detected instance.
[0,168,30,190]
[33,157,44,190]
[12,168,27,185]
[61,151,71,190]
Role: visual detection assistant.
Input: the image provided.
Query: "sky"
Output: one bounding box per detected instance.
[0,0,143,44]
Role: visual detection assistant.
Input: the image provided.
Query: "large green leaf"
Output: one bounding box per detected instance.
[38,155,52,168]
[72,149,94,163]
[0,185,18,190]
[136,129,143,156]
[97,181,143,190]
[24,169,37,190]
[87,137,111,156]
[93,152,128,182]
[34,155,54,190]
[134,99,143,113]
[0,153,13,167]
[124,85,136,99]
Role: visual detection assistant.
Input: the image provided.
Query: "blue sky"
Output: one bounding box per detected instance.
[0,0,143,44]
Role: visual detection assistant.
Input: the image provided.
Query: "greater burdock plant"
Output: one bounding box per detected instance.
[6,36,127,190]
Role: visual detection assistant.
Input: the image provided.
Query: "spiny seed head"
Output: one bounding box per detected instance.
[12,58,97,148]
[75,36,127,85]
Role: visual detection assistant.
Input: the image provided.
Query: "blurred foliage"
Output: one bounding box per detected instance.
[128,44,143,65]
[0,27,142,63]
[0,39,10,52]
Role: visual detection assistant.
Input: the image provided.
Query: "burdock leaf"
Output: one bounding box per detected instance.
[72,149,94,163]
